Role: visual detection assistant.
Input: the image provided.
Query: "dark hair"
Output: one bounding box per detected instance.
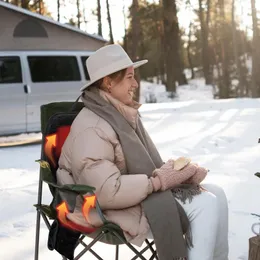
[92,68,127,89]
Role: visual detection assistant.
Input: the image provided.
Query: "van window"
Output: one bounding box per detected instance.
[0,56,22,84]
[81,56,90,80]
[28,56,81,82]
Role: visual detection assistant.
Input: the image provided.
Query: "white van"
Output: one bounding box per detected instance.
[0,50,93,136]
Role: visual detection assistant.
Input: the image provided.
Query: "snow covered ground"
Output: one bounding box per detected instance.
[1,80,260,259]
[140,78,215,103]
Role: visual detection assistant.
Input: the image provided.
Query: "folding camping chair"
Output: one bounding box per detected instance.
[34,101,158,260]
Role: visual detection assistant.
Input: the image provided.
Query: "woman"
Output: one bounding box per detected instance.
[57,44,229,260]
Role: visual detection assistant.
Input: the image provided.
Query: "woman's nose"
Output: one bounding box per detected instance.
[132,78,138,88]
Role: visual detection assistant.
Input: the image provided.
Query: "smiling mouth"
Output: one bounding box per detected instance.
[128,90,135,98]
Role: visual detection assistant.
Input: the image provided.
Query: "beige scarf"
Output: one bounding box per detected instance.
[81,87,201,260]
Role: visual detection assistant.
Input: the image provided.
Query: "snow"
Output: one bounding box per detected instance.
[0,132,42,146]
[1,80,259,260]
[140,78,215,103]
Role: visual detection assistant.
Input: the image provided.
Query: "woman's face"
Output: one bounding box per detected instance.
[105,66,138,106]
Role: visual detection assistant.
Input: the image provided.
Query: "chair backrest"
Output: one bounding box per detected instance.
[40,102,84,183]
[43,114,75,171]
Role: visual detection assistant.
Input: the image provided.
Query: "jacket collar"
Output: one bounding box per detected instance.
[99,89,141,129]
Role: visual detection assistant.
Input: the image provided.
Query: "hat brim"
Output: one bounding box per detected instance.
[80,59,148,91]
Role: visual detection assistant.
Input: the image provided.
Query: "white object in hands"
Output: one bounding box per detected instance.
[173,157,191,171]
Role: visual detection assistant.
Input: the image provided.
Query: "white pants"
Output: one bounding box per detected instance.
[148,184,229,260]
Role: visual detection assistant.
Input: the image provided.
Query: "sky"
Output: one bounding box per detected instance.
[43,0,257,43]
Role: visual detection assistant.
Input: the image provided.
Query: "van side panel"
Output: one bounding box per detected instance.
[0,51,91,135]
[24,53,87,132]
[0,55,26,136]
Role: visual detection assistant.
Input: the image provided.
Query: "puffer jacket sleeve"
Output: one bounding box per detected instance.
[71,127,152,210]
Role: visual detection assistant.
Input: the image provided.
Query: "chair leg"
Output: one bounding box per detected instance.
[112,231,147,260]
[34,176,44,260]
[77,236,104,260]
[34,209,41,260]
[131,241,155,260]
[41,211,51,229]
[145,240,158,260]
[130,245,148,260]
[149,251,157,260]
[115,245,119,260]
[131,240,158,260]
[74,231,105,260]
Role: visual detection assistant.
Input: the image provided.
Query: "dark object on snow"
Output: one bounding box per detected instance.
[249,236,260,260]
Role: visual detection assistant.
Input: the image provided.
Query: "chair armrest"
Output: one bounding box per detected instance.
[34,204,56,219]
[37,159,107,224]
[83,191,107,224]
[47,182,96,194]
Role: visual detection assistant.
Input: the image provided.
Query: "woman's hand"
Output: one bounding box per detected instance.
[150,159,198,191]
[185,164,208,184]
[149,158,209,191]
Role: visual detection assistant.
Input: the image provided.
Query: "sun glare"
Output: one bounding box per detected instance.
[236,0,260,32]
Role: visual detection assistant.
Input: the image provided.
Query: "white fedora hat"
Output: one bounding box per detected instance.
[80,44,148,91]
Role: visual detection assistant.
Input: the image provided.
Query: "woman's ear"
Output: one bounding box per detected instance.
[103,76,112,88]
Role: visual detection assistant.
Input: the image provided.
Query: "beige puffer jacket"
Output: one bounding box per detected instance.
[56,90,153,246]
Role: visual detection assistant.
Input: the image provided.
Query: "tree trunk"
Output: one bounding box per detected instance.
[198,0,212,85]
[106,0,114,44]
[219,0,230,98]
[251,0,260,97]
[159,20,166,85]
[187,21,195,79]
[211,5,222,98]
[97,0,102,36]
[172,1,187,86]
[232,0,243,97]
[162,0,179,93]
[249,236,260,260]
[170,0,187,86]
[82,2,88,30]
[57,0,60,21]
[21,0,29,9]
[76,0,80,28]
[131,0,140,61]
[123,1,128,51]
[130,0,141,102]
[38,0,42,14]
[239,0,250,96]
[11,0,19,5]
[158,0,166,84]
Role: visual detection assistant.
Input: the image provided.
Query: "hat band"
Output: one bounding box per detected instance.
[89,58,134,83]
